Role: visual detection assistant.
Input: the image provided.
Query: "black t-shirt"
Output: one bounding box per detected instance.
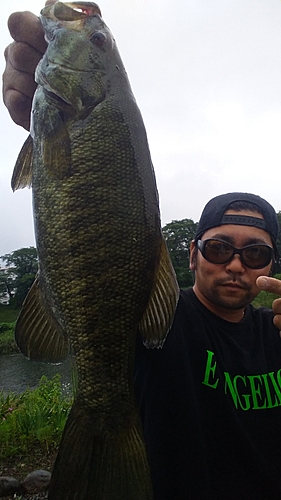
[134,288,281,500]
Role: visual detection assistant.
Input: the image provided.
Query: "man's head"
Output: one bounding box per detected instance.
[190,193,279,322]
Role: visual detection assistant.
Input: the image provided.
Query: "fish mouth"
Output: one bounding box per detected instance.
[60,2,102,17]
[41,2,102,23]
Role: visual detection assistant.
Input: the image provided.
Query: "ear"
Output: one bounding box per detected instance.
[189,240,197,271]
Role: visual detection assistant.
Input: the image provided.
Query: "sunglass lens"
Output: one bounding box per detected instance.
[242,246,272,268]
[204,240,233,264]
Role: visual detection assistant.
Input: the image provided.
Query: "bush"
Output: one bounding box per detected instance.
[0,305,19,322]
[0,305,19,354]
[0,322,17,354]
[252,290,279,309]
[0,375,72,459]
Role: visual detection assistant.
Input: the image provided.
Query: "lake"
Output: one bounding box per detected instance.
[0,353,73,394]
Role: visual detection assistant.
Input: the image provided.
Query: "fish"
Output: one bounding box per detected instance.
[11,2,179,499]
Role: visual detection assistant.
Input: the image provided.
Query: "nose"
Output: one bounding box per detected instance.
[225,253,245,273]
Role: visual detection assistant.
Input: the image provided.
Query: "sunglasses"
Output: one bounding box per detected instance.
[197,238,274,269]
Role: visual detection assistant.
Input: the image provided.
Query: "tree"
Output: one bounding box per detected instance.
[0,247,38,307]
[0,268,15,303]
[162,219,198,288]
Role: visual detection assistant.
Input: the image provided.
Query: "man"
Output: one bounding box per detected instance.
[3,5,281,499]
[135,192,281,499]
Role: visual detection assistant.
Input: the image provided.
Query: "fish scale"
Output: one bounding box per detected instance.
[11,2,179,499]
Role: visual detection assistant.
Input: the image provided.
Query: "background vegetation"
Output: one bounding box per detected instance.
[0,247,38,308]
[0,375,72,461]
[0,305,19,354]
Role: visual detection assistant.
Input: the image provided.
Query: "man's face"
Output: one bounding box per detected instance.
[189,210,274,321]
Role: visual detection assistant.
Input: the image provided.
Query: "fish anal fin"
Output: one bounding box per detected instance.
[15,275,69,363]
[11,135,33,191]
[139,238,179,349]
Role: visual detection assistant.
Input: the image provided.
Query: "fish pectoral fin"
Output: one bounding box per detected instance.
[15,275,69,363]
[43,123,72,179]
[138,238,179,349]
[11,135,33,191]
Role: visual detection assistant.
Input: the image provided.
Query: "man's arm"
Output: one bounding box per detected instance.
[256,276,281,332]
[2,0,57,130]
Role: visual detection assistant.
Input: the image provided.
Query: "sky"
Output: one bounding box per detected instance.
[1,0,281,256]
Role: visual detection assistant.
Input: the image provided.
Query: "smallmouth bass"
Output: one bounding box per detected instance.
[12,2,179,499]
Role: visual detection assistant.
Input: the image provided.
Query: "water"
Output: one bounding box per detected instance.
[0,353,73,395]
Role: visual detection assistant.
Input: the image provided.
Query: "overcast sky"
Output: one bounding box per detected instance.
[1,0,281,257]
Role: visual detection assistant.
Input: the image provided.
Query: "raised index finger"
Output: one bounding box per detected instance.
[256,276,281,296]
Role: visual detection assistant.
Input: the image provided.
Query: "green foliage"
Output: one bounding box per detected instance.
[0,306,20,353]
[252,291,279,309]
[0,322,17,354]
[163,218,198,288]
[0,247,38,307]
[1,247,38,275]
[0,322,14,333]
[0,305,19,322]
[0,375,72,460]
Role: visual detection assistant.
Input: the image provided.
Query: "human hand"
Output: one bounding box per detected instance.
[2,0,57,130]
[256,276,281,333]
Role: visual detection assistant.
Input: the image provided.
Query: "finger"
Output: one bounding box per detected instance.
[272,298,281,315]
[3,60,37,100]
[3,44,38,102]
[8,12,47,53]
[3,89,32,130]
[4,41,42,75]
[2,45,37,131]
[256,276,281,295]
[273,315,281,338]
[45,0,58,5]
[3,39,43,131]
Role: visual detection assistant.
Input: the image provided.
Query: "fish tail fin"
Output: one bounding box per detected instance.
[48,401,153,500]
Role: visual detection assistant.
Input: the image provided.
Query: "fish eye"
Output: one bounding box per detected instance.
[90,32,107,47]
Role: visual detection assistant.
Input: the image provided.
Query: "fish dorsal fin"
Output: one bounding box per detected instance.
[138,238,179,348]
[11,134,33,191]
[15,275,69,363]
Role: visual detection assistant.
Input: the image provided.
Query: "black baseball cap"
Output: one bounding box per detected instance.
[194,192,279,245]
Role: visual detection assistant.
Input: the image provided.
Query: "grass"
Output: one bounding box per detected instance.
[0,304,19,323]
[0,374,72,461]
[0,305,20,354]
[252,290,280,309]
[0,305,74,466]
[0,322,17,354]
